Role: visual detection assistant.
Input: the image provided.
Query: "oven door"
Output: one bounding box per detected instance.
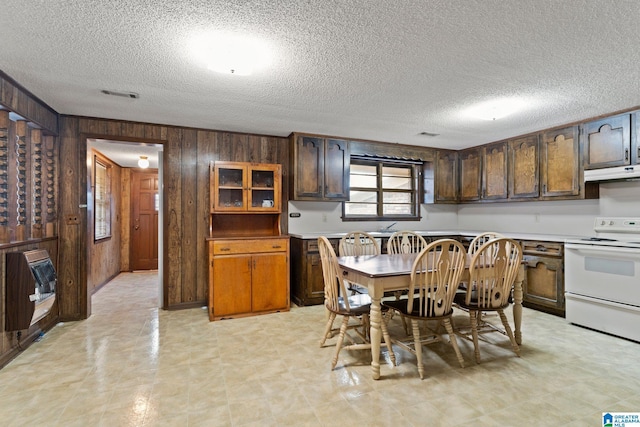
[565,243,640,306]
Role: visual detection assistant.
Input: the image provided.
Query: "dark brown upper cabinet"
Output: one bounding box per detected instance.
[435,150,458,203]
[459,148,482,202]
[483,141,508,200]
[583,113,632,170]
[540,126,580,198]
[290,134,350,201]
[509,135,540,199]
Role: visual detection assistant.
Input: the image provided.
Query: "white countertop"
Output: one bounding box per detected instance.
[288,230,588,242]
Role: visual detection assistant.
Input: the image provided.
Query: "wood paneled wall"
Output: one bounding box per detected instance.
[0,72,60,367]
[58,116,288,318]
[88,149,122,294]
[0,71,58,135]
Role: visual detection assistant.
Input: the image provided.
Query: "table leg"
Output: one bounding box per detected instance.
[513,264,525,345]
[368,287,383,380]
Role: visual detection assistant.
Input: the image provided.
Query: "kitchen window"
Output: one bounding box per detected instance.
[343,157,420,221]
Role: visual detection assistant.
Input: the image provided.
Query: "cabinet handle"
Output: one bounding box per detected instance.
[625,148,629,161]
[536,245,547,252]
[272,245,281,249]
[637,146,640,159]
[220,248,231,252]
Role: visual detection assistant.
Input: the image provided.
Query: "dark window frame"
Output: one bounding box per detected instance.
[342,157,421,221]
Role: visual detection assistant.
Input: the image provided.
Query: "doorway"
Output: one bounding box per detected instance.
[86,138,163,302]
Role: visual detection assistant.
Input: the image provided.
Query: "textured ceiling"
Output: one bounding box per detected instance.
[2,0,640,152]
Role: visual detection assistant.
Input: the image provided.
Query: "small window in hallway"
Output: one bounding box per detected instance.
[94,157,111,240]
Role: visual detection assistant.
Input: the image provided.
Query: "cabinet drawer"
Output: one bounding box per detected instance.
[212,238,288,255]
[521,240,563,257]
[305,238,339,254]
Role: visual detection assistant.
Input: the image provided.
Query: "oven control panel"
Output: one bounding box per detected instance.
[594,217,640,233]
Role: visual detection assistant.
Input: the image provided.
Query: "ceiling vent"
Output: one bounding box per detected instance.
[101,89,140,99]
[419,131,440,137]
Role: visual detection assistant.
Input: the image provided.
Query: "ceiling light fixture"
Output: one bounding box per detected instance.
[464,97,528,121]
[138,156,149,168]
[190,32,271,76]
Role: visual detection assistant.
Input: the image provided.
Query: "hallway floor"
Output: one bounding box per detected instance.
[0,271,639,426]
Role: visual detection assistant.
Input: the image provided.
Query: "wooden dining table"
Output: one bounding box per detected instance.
[337,252,525,380]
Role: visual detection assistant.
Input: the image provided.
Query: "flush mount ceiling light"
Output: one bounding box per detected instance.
[464,97,528,121]
[190,32,271,76]
[138,156,149,168]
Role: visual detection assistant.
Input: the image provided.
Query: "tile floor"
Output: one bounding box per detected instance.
[0,271,639,426]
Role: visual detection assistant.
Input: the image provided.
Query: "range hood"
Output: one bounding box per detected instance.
[584,165,640,182]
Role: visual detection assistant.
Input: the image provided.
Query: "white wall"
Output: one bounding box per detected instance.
[457,181,640,236]
[287,201,458,234]
[289,181,640,236]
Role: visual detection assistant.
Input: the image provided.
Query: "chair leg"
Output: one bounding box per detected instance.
[411,320,425,379]
[320,312,336,347]
[331,316,350,370]
[443,318,465,368]
[498,309,521,357]
[469,310,481,364]
[401,313,409,335]
[380,312,396,365]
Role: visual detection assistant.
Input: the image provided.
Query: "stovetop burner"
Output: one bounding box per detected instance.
[581,237,617,242]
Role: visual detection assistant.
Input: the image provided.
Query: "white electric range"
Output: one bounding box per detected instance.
[565,217,640,342]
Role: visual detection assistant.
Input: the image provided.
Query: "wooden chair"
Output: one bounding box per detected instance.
[386,231,428,332]
[454,237,522,363]
[318,236,395,370]
[468,232,505,254]
[456,232,506,314]
[382,239,467,379]
[386,230,428,255]
[339,231,379,295]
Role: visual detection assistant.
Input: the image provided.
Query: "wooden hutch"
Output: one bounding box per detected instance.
[207,161,289,320]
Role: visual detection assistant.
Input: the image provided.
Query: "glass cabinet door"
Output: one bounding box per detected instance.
[211,162,281,212]
[214,163,247,211]
[249,164,280,211]
[250,167,275,210]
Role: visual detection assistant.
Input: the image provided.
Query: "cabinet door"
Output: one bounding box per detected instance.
[324,139,350,200]
[212,162,247,211]
[252,252,288,312]
[540,126,580,198]
[212,254,252,317]
[435,150,458,203]
[583,113,631,169]
[305,253,326,301]
[248,163,281,212]
[293,136,324,199]
[523,255,564,315]
[483,142,508,200]
[509,135,539,199]
[459,148,482,202]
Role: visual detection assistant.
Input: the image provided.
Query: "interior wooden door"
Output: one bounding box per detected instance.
[130,170,159,270]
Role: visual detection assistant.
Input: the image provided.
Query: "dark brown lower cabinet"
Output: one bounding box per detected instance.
[521,240,565,316]
[290,237,340,306]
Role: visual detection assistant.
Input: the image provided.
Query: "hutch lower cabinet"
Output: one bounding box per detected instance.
[209,237,289,320]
